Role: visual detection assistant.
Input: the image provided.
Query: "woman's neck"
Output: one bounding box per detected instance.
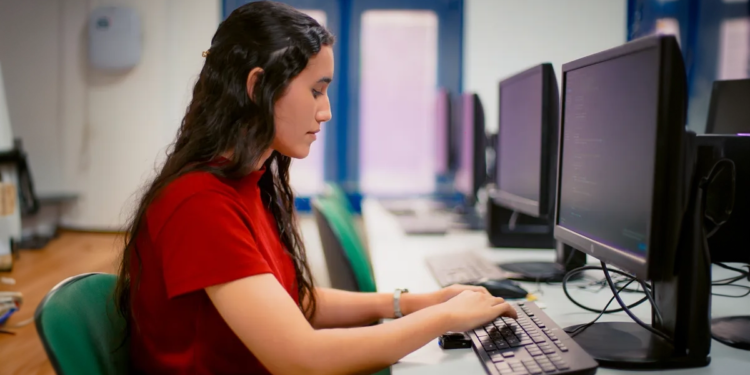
[221,148,274,171]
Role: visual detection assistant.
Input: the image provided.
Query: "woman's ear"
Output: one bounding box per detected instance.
[246,67,264,102]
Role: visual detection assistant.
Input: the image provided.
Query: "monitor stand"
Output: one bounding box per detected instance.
[711,316,750,350]
[452,204,485,230]
[566,146,712,369]
[500,243,586,282]
[486,201,586,282]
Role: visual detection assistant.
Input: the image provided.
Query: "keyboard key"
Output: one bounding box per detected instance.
[547,334,557,340]
[475,328,489,337]
[502,351,516,358]
[540,347,556,355]
[495,340,510,349]
[526,365,543,375]
[531,336,546,343]
[558,345,569,352]
[541,365,557,373]
[487,350,505,363]
[483,342,498,351]
[495,362,512,372]
[554,363,570,371]
[519,340,535,346]
[547,355,562,361]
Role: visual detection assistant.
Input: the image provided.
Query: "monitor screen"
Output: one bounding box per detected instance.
[454,93,474,196]
[498,70,544,204]
[557,48,660,259]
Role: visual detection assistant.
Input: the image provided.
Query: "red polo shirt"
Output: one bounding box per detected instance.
[129,167,299,374]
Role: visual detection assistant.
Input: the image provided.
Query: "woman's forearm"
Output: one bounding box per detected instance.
[312,287,438,329]
[304,304,451,375]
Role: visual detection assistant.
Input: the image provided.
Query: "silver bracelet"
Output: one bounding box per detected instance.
[393,288,409,318]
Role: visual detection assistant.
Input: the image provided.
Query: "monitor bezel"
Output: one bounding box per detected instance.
[494,63,557,219]
[553,35,686,281]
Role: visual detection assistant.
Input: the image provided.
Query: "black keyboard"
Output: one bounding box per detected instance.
[426,252,506,286]
[469,302,598,375]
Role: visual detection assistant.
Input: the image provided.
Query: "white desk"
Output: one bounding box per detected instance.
[362,199,750,375]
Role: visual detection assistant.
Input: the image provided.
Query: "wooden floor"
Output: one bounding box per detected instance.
[0,232,121,375]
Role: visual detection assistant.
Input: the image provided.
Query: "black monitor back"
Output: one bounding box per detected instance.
[696,134,750,264]
[706,78,750,134]
[435,88,456,174]
[455,93,487,204]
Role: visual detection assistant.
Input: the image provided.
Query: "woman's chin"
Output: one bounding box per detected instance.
[283,147,311,160]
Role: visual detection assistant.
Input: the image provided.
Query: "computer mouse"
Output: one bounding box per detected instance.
[472,279,529,299]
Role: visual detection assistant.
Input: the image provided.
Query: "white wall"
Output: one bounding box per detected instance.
[0,0,64,191]
[463,0,627,133]
[1,0,221,230]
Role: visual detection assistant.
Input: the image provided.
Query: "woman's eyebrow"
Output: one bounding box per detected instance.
[316,77,332,84]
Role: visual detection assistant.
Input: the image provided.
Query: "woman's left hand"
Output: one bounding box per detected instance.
[399,284,497,317]
[434,284,495,304]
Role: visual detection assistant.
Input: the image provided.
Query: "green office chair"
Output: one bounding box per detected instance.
[325,182,355,214]
[35,273,129,375]
[312,196,377,293]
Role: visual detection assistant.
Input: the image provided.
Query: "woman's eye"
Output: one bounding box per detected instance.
[312,89,323,98]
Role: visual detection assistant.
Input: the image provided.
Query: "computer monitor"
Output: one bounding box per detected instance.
[488,63,586,281]
[495,64,558,219]
[555,35,711,369]
[454,93,487,205]
[434,88,455,175]
[705,78,750,134]
[696,134,750,351]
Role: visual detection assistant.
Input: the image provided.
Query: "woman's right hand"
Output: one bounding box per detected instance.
[437,290,518,333]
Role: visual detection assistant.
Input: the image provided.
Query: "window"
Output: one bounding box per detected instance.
[718,17,750,80]
[358,10,438,195]
[289,9,328,196]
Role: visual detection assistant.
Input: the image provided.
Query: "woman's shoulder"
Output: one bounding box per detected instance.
[147,172,242,225]
[165,171,237,199]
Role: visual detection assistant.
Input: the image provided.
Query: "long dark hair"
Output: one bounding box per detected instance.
[114,1,334,329]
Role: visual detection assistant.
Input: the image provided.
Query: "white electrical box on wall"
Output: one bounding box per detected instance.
[88,6,142,71]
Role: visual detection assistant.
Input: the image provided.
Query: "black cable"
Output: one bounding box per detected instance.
[712,264,749,286]
[601,261,673,344]
[639,279,663,325]
[713,274,747,286]
[566,278,637,337]
[701,158,736,231]
[712,285,750,298]
[714,262,750,276]
[562,265,648,314]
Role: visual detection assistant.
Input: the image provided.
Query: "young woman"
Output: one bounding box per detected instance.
[114,2,517,374]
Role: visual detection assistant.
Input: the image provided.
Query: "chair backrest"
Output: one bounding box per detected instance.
[312,197,377,293]
[325,182,355,214]
[35,273,129,375]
